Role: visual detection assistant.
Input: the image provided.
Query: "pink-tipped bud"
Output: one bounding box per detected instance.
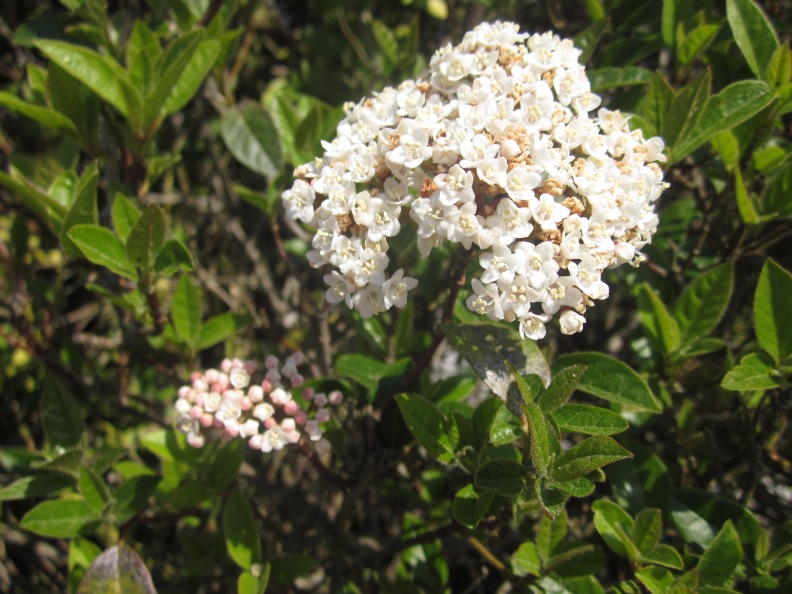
[175,399,191,414]
[191,371,203,382]
[264,417,277,429]
[205,369,220,383]
[190,406,203,420]
[287,430,300,444]
[281,363,297,378]
[314,393,328,407]
[224,422,240,438]
[265,355,279,369]
[283,400,299,415]
[248,434,263,449]
[291,351,306,366]
[316,408,332,423]
[281,418,296,432]
[328,390,344,406]
[265,368,281,383]
[221,358,233,373]
[244,360,257,374]
[240,396,252,411]
[294,410,308,425]
[261,379,273,393]
[302,387,315,401]
[201,413,214,427]
[178,386,191,399]
[290,374,304,388]
[192,378,208,392]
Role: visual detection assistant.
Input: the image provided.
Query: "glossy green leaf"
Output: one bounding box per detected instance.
[637,283,681,356]
[632,508,662,553]
[766,43,792,88]
[536,365,587,414]
[643,73,674,136]
[636,566,675,594]
[554,353,660,412]
[68,225,137,280]
[452,484,495,528]
[537,508,567,560]
[197,313,251,350]
[534,477,568,520]
[162,38,221,115]
[754,259,792,365]
[592,500,635,556]
[111,193,141,242]
[79,467,110,513]
[552,404,629,436]
[552,475,596,498]
[726,0,779,79]
[674,263,734,345]
[395,393,453,462]
[672,81,774,162]
[76,545,158,594]
[0,170,66,228]
[0,474,74,502]
[21,499,98,538]
[524,401,553,476]
[172,275,202,346]
[474,459,528,497]
[223,488,262,570]
[698,520,743,587]
[677,24,720,66]
[668,488,760,550]
[293,104,345,164]
[237,565,270,594]
[38,449,84,478]
[721,352,782,391]
[472,397,502,449]
[154,239,194,276]
[551,436,631,482]
[336,354,409,395]
[221,102,282,181]
[126,20,160,93]
[639,544,684,570]
[125,203,167,277]
[442,322,551,414]
[111,475,161,525]
[574,19,608,64]
[41,379,85,448]
[0,90,76,131]
[61,161,99,257]
[733,166,760,224]
[33,39,130,116]
[588,67,653,90]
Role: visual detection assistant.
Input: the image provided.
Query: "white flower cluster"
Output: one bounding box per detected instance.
[174,354,342,451]
[282,21,667,338]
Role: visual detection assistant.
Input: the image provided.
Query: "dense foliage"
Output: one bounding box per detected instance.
[1,1,791,593]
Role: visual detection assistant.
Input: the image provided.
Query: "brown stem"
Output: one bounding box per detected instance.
[198,0,224,27]
[298,441,353,490]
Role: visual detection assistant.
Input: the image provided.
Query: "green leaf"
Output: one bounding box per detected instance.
[125,203,167,279]
[79,467,110,513]
[551,436,631,482]
[574,19,608,64]
[172,275,202,346]
[637,283,681,356]
[554,353,660,412]
[33,39,131,116]
[534,477,568,520]
[721,352,782,391]
[536,365,587,414]
[639,544,684,570]
[395,393,453,462]
[663,69,710,152]
[674,263,734,345]
[672,81,775,162]
[336,354,410,396]
[592,500,635,556]
[223,488,262,570]
[733,166,760,224]
[237,565,270,594]
[111,475,161,525]
[126,20,160,93]
[537,508,568,560]
[0,170,66,228]
[61,161,99,257]
[677,24,721,66]
[474,459,528,497]
[698,520,743,587]
[0,474,74,502]
[726,0,780,80]
[76,545,158,594]
[524,401,553,476]
[47,62,100,144]
[442,322,551,414]
[552,404,629,436]
[68,225,137,280]
[643,73,674,136]
[111,193,141,242]
[37,449,84,478]
[632,508,662,553]
[636,566,675,594]
[472,397,503,449]
[766,43,792,88]
[511,541,542,577]
[452,484,495,528]
[754,259,792,365]
[162,38,221,115]
[196,313,250,350]
[221,102,282,181]
[41,379,85,448]
[0,90,76,131]
[588,67,653,90]
[154,239,194,276]
[293,105,345,164]
[144,32,202,125]
[552,475,596,498]
[21,499,98,538]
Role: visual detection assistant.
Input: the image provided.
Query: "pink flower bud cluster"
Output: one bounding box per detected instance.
[174,353,343,451]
